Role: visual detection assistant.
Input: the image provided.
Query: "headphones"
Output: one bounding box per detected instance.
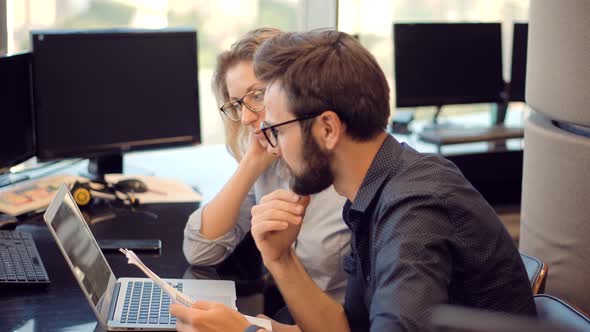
[70,180,140,208]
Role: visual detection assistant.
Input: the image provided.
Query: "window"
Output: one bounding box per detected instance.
[7,0,305,144]
[338,0,530,121]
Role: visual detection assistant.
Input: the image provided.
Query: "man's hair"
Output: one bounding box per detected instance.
[253,29,390,140]
[212,27,282,161]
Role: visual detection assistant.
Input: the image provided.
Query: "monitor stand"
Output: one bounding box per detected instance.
[86,154,123,181]
[418,105,471,140]
[417,104,524,152]
[491,100,508,126]
[83,153,159,219]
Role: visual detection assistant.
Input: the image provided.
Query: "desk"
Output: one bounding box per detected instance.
[0,202,260,332]
[0,133,524,330]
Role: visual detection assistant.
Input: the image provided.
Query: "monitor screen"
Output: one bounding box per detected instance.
[509,23,528,102]
[394,23,504,107]
[31,29,200,162]
[0,53,35,171]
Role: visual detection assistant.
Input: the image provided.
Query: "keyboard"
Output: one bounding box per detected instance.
[0,230,50,287]
[119,280,181,325]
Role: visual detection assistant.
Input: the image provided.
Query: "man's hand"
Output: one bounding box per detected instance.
[170,301,251,332]
[251,189,311,263]
[256,314,302,332]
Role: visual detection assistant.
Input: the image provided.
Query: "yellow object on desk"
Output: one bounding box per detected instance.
[0,174,87,216]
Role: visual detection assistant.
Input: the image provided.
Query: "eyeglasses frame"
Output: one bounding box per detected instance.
[259,111,325,148]
[219,89,265,121]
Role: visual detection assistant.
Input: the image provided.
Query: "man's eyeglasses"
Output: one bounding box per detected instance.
[260,111,324,148]
[219,90,265,121]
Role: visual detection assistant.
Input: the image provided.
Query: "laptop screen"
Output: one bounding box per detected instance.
[44,184,114,310]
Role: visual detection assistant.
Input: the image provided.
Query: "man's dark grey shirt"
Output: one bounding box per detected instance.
[342,135,536,331]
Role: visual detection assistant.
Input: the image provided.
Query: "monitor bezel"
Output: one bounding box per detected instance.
[0,52,36,171]
[30,28,201,162]
[508,22,528,102]
[393,22,505,108]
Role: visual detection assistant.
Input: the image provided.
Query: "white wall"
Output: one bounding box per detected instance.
[299,0,338,30]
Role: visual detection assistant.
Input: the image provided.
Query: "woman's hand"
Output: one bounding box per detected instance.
[242,130,278,173]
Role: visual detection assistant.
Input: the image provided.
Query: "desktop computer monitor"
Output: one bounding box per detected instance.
[509,23,528,102]
[0,53,35,172]
[31,29,201,177]
[394,23,504,108]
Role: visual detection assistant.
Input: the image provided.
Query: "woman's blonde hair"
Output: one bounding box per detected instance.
[212,27,282,161]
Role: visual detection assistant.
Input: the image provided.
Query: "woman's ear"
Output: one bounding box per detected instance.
[316,110,342,151]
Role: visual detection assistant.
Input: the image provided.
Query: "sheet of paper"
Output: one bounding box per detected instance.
[105,174,202,203]
[120,249,272,330]
[120,248,194,306]
[0,174,87,216]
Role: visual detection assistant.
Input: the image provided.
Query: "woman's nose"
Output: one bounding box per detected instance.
[241,105,258,125]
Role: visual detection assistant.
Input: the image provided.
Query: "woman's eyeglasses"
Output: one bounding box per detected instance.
[219,90,265,121]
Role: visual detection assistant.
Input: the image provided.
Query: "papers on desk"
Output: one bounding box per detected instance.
[0,174,87,216]
[120,249,272,331]
[105,174,202,204]
[0,174,202,215]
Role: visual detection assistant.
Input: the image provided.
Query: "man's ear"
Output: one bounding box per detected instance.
[315,110,342,151]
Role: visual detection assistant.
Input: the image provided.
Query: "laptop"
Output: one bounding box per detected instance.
[44,184,237,331]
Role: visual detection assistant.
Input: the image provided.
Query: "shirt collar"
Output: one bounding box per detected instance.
[348,134,404,214]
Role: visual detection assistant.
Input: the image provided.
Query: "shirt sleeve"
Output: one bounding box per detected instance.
[369,196,453,332]
[182,188,257,266]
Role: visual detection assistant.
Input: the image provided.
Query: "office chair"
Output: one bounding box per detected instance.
[535,294,590,332]
[430,303,579,332]
[520,252,548,294]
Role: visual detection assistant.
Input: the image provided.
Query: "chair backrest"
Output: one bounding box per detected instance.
[430,304,578,332]
[520,252,548,294]
[535,294,590,332]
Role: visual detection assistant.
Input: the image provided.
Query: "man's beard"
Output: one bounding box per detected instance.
[289,134,334,195]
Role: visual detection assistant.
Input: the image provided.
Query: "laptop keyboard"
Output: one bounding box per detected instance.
[120,280,183,325]
[0,230,50,287]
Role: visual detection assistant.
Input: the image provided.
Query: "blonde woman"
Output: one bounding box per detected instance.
[182,28,351,313]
